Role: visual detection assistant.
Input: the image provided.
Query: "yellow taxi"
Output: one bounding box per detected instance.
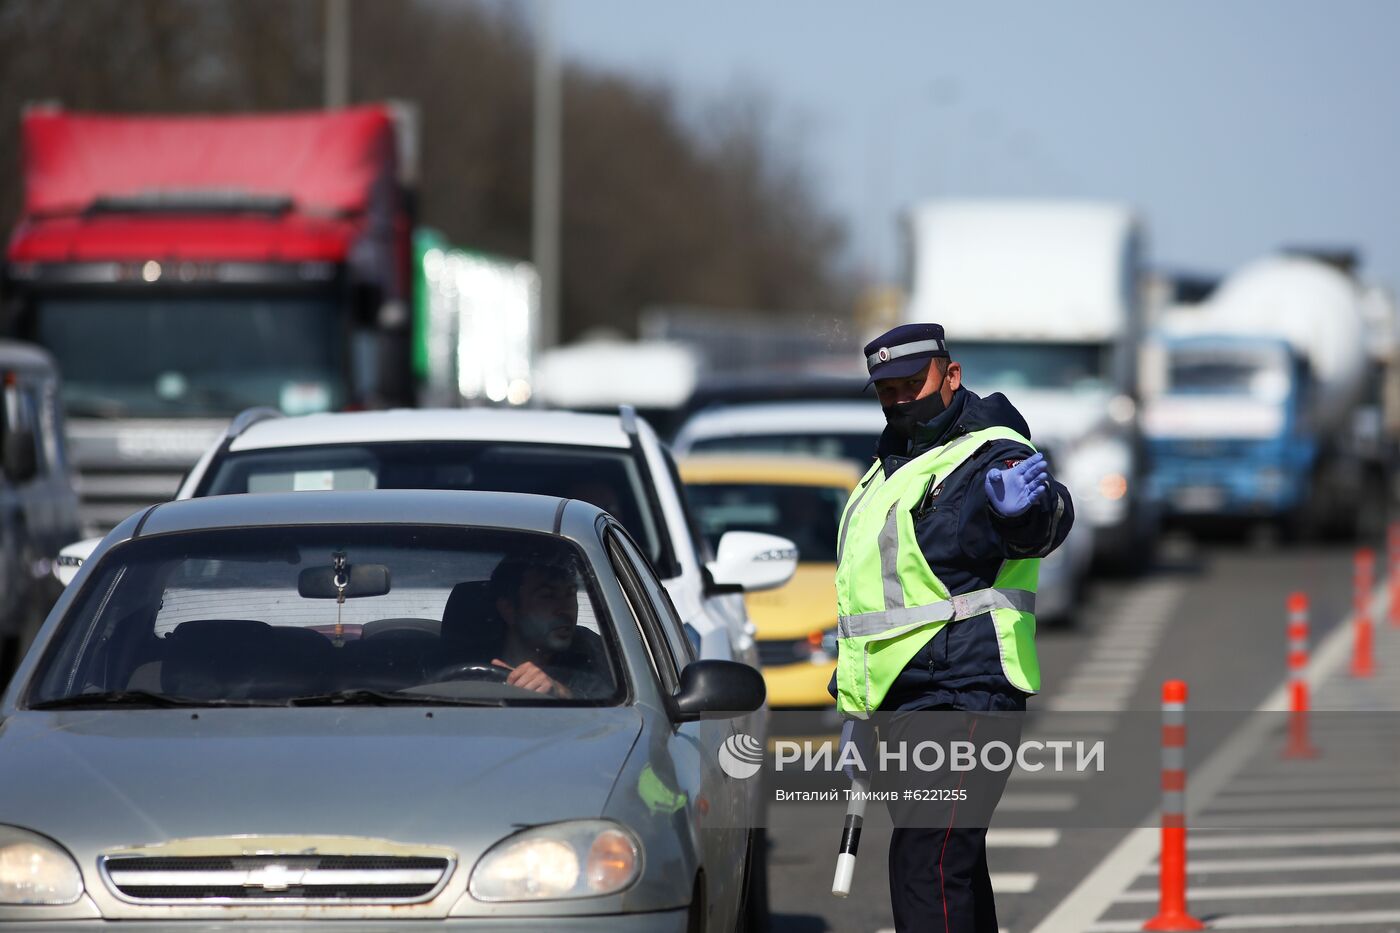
[679,454,862,708]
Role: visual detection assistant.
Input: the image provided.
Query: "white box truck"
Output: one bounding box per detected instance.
[902,199,1158,571]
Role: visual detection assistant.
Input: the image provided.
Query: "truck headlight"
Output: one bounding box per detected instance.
[0,827,83,905]
[469,820,641,901]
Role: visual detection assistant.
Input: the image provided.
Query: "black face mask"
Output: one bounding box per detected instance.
[882,390,948,440]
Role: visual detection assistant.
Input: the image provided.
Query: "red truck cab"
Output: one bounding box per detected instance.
[3,105,414,531]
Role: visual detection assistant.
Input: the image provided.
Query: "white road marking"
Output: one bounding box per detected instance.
[1087,910,1400,932]
[1207,790,1400,811]
[1117,878,1400,902]
[1030,583,1375,933]
[1147,851,1400,873]
[1009,764,1095,782]
[1195,809,1400,828]
[990,872,1037,893]
[1224,774,1400,793]
[998,792,1077,812]
[1188,828,1400,849]
[986,828,1060,848]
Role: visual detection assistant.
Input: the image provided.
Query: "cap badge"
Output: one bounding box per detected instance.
[877,347,890,362]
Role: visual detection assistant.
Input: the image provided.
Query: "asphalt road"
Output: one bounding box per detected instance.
[765,532,1369,933]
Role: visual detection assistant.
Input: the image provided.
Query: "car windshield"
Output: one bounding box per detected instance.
[31,292,347,417]
[952,341,1110,392]
[686,482,847,562]
[26,525,622,708]
[200,442,670,574]
[688,432,878,468]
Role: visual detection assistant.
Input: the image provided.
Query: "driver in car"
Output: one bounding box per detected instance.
[487,556,608,698]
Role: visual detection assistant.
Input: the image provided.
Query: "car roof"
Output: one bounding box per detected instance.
[678,401,884,440]
[679,453,863,488]
[134,489,580,538]
[230,409,633,452]
[0,340,57,372]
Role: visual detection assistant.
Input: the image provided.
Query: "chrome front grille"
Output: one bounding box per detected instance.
[100,854,452,904]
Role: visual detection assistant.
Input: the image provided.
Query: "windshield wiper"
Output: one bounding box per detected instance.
[286,689,506,708]
[28,690,280,710]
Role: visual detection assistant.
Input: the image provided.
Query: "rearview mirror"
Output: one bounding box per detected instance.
[706,531,798,595]
[55,537,102,586]
[670,659,766,721]
[298,564,391,599]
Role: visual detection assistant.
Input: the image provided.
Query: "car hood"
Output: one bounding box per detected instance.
[743,563,837,640]
[0,706,643,856]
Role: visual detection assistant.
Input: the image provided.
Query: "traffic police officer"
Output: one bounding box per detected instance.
[832,322,1074,933]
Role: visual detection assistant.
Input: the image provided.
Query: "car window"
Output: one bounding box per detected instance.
[28,526,623,707]
[686,481,848,562]
[609,526,694,671]
[199,441,667,571]
[606,528,680,693]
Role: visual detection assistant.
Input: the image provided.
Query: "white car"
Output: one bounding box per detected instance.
[59,408,796,676]
[672,400,1094,624]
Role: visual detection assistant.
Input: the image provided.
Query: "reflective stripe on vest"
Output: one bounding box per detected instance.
[837,586,1037,638]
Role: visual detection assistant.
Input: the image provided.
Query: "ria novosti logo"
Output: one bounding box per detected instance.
[717,733,765,779]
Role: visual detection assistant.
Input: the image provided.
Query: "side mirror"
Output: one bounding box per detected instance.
[670,659,766,722]
[3,428,37,484]
[706,531,797,594]
[55,537,102,586]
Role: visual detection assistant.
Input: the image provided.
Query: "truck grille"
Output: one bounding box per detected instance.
[100,854,452,904]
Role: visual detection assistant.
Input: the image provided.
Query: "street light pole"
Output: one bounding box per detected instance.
[323,0,350,109]
[532,0,563,351]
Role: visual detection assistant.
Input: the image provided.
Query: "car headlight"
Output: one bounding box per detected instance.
[0,827,83,905]
[469,820,641,901]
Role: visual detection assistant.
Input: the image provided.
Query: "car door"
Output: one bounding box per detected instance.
[605,525,749,926]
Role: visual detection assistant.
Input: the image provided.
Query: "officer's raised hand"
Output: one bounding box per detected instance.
[984,452,1049,517]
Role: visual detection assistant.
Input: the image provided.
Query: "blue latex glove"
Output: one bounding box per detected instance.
[984,451,1050,517]
[839,719,875,780]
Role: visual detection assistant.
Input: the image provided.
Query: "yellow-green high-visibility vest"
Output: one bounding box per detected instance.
[834,426,1041,718]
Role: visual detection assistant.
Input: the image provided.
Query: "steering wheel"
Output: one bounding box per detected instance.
[431,662,511,683]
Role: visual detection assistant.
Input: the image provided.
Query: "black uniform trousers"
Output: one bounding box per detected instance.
[880,707,1023,933]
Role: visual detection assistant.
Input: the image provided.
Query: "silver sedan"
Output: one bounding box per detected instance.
[0,490,768,930]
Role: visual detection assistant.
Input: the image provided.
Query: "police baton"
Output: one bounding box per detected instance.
[831,718,874,897]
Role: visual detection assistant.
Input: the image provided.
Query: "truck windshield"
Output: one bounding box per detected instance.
[951,341,1109,392]
[1168,347,1290,400]
[32,293,347,417]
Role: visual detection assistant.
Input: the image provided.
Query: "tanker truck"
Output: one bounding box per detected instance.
[902,199,1158,573]
[1143,254,1391,537]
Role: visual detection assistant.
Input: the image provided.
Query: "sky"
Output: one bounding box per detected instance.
[556,1,1400,291]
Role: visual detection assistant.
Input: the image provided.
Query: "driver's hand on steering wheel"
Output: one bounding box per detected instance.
[492,659,572,698]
